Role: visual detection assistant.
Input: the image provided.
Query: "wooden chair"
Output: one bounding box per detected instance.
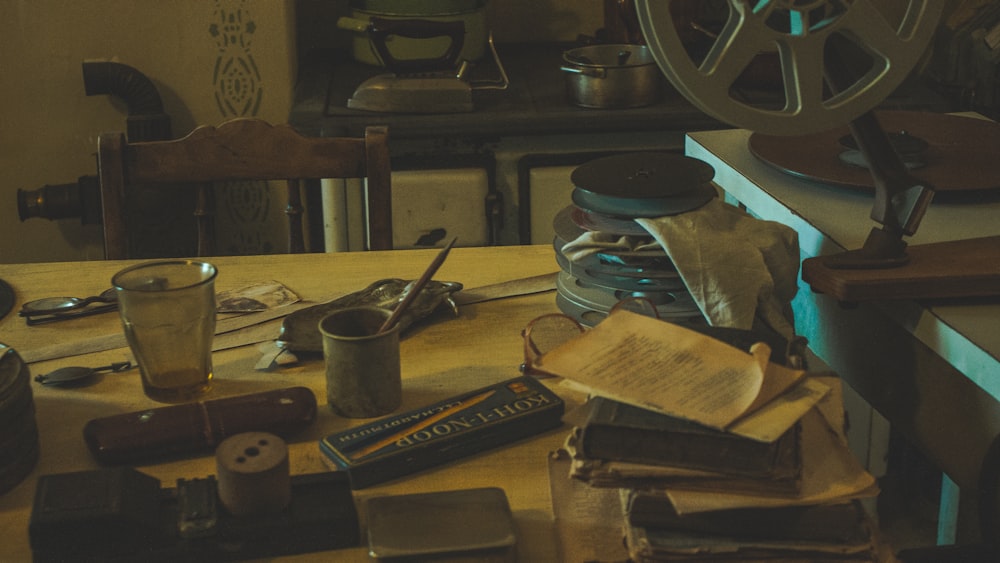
[97,118,392,259]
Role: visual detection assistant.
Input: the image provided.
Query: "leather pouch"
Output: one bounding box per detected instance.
[83,386,317,464]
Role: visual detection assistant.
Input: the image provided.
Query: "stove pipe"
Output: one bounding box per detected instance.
[18,62,173,222]
[82,60,172,142]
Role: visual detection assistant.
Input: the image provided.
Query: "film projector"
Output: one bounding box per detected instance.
[633,0,1000,302]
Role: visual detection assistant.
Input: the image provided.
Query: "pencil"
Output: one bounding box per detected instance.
[350,388,496,459]
[378,237,457,334]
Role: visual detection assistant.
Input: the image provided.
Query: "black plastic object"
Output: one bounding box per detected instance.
[29,467,359,562]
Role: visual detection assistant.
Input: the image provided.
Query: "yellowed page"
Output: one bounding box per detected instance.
[666,406,878,514]
[744,347,807,412]
[537,311,802,429]
[727,376,829,442]
[548,449,631,563]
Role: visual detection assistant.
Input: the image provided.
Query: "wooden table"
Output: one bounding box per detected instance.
[0,246,580,562]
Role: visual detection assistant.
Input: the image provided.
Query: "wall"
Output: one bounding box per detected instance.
[2,0,952,262]
[2,0,603,263]
[0,0,296,263]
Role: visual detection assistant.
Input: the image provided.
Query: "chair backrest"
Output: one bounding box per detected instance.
[97,118,391,259]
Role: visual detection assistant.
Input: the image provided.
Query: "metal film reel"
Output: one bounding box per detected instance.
[635,0,945,136]
[555,272,703,327]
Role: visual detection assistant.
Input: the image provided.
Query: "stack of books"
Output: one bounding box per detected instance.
[540,312,884,562]
[565,394,881,562]
[568,396,803,496]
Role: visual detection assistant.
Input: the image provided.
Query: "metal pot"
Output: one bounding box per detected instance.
[561,44,664,109]
[339,0,488,68]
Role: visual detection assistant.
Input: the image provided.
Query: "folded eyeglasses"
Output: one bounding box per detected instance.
[19,288,118,326]
[520,297,660,377]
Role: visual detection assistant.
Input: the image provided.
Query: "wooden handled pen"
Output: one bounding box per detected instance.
[378,237,457,333]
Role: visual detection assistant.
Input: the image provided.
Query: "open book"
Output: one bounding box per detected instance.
[536,311,827,442]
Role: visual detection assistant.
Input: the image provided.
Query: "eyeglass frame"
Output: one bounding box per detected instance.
[519,297,662,376]
[19,288,118,326]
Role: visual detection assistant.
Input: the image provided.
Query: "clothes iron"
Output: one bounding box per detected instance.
[347,33,508,113]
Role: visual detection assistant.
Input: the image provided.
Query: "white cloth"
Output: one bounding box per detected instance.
[559,231,661,262]
[633,198,800,340]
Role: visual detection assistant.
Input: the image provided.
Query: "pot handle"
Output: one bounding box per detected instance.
[358,16,467,72]
[337,16,370,33]
[560,65,608,79]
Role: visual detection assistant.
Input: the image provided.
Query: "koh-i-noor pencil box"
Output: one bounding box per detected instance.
[319,376,565,489]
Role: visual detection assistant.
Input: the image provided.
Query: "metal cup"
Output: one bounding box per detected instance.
[319,307,401,418]
[112,260,217,403]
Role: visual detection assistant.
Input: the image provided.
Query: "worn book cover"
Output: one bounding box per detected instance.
[623,491,873,544]
[320,376,564,489]
[580,396,801,479]
[624,522,879,563]
[566,428,801,497]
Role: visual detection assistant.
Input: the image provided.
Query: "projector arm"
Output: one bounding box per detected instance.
[820,36,936,269]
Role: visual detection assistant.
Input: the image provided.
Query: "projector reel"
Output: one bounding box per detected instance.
[635,0,945,136]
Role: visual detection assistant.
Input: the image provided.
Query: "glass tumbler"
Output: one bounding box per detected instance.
[112,260,217,402]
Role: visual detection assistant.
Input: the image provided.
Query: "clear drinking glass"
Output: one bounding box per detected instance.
[112,260,217,402]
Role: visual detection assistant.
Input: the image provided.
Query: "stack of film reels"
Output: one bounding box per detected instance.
[553,151,715,326]
[0,344,39,496]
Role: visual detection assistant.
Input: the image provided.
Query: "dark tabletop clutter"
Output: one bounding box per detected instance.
[2,16,966,561]
[0,248,566,561]
[1,223,914,562]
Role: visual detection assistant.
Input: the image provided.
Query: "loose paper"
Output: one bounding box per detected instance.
[536,311,817,441]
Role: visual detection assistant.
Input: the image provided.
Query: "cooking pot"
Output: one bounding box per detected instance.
[561,44,664,109]
[339,0,488,68]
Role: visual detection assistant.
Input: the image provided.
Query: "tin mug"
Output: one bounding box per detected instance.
[319,306,402,418]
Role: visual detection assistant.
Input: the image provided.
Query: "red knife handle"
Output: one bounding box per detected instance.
[83,386,317,465]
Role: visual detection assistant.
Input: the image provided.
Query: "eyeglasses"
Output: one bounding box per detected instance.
[520,313,585,377]
[19,288,118,326]
[520,297,661,376]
